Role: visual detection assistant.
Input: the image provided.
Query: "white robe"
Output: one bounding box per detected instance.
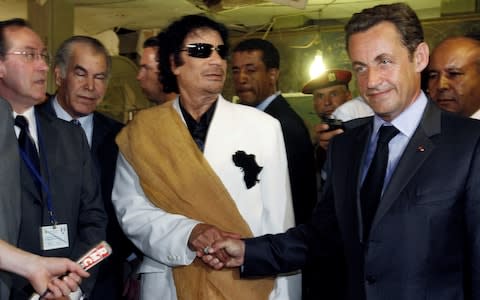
[112,96,301,300]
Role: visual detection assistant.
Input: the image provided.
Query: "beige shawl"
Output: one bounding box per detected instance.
[116,104,274,299]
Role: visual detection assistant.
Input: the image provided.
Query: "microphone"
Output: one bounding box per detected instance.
[31,241,112,300]
[76,241,112,271]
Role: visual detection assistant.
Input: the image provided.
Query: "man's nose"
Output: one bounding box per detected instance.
[366,67,382,89]
[84,76,95,91]
[136,69,145,81]
[438,74,450,90]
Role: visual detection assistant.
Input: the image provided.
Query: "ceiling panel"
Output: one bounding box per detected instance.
[0,0,475,35]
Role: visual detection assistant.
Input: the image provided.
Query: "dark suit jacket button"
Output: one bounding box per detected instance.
[365,275,376,285]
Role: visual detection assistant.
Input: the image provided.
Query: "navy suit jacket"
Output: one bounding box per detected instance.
[0,98,21,299]
[11,107,107,298]
[243,101,480,300]
[264,95,317,224]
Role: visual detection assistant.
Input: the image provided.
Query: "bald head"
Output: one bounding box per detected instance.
[428,36,480,117]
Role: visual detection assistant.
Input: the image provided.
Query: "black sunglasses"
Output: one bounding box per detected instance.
[180,43,228,60]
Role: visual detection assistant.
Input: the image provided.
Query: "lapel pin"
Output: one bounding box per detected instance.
[417,145,425,152]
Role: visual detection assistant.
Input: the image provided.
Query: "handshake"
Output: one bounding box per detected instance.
[187,223,247,270]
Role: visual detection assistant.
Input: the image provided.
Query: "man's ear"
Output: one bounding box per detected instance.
[268,68,279,85]
[414,42,430,72]
[346,90,353,100]
[0,60,6,79]
[170,54,180,76]
[54,67,63,86]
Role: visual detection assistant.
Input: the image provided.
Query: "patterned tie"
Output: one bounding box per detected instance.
[15,115,40,172]
[360,125,399,239]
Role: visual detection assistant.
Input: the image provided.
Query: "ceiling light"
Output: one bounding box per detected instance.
[309,50,326,79]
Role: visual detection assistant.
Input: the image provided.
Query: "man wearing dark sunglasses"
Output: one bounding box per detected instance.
[112,14,300,300]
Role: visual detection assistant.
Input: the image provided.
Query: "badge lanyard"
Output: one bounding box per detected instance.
[18,118,57,226]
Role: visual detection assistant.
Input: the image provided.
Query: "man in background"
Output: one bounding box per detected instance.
[0,19,106,299]
[137,35,176,104]
[303,70,373,173]
[37,35,133,299]
[427,35,480,119]
[232,38,316,226]
[302,69,353,120]
[303,69,354,173]
[231,38,320,299]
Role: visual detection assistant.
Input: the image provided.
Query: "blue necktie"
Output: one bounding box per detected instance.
[15,115,40,172]
[361,125,399,239]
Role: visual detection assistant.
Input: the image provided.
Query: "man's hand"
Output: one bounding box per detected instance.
[314,123,344,150]
[27,256,89,299]
[188,223,241,262]
[201,238,245,270]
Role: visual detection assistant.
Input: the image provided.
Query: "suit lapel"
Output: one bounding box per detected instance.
[371,101,441,230]
[202,97,230,158]
[91,113,104,153]
[350,124,372,242]
[0,98,22,243]
[35,109,59,202]
[90,113,103,170]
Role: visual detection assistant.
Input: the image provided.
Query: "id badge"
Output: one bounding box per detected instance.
[40,223,69,250]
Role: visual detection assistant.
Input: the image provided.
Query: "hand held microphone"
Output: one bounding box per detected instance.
[31,241,112,300]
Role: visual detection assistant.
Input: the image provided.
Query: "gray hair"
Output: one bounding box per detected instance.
[54,35,112,79]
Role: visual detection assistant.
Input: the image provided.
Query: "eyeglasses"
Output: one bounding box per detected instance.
[5,50,50,65]
[180,43,228,60]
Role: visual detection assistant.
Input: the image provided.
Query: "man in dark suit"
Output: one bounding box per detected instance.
[201,3,480,300]
[232,38,317,225]
[37,35,136,299]
[0,99,91,299]
[231,38,321,299]
[0,19,107,299]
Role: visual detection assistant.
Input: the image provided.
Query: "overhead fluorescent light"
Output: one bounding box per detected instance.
[271,0,307,9]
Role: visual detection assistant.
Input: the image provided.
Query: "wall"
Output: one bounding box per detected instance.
[220,15,480,129]
[106,14,480,124]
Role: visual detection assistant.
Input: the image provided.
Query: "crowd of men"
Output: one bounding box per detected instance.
[1,2,480,300]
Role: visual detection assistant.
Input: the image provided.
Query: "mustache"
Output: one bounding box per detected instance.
[203,67,225,76]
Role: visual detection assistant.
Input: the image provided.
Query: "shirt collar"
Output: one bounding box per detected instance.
[13,106,38,146]
[256,91,281,111]
[52,96,93,128]
[471,108,480,120]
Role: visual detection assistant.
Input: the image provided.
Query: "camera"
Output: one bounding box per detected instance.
[322,117,344,131]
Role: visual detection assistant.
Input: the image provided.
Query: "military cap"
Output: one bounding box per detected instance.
[302,69,352,94]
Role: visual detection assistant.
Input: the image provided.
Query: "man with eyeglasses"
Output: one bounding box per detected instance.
[112,14,298,299]
[0,18,106,299]
[0,94,89,299]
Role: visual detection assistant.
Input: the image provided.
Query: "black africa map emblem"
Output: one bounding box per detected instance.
[232,151,263,189]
